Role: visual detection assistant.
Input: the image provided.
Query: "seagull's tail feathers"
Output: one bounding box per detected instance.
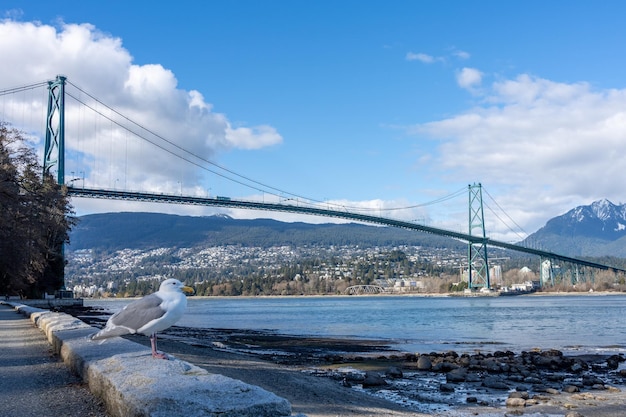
[90,325,134,341]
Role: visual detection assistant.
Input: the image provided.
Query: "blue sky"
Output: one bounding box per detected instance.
[2,1,626,242]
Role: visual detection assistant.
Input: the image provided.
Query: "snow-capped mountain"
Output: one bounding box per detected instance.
[523,199,626,257]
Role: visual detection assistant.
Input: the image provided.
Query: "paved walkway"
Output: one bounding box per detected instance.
[0,304,109,417]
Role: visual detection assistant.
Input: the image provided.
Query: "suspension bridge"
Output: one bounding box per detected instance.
[2,75,625,289]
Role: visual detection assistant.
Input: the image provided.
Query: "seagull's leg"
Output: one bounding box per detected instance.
[150,333,168,359]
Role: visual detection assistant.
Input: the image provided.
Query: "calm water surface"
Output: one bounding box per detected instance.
[86,294,626,355]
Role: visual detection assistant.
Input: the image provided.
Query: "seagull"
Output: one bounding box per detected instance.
[90,278,195,359]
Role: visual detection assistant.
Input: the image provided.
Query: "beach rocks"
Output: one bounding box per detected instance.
[509,391,530,400]
[439,383,456,392]
[445,367,467,382]
[400,349,626,408]
[385,366,403,379]
[309,349,625,414]
[505,396,526,407]
[482,376,509,390]
[416,354,432,370]
[361,371,389,387]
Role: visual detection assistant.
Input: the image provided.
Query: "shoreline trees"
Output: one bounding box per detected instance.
[0,122,75,298]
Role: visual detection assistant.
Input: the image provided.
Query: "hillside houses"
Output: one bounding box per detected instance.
[65,244,474,296]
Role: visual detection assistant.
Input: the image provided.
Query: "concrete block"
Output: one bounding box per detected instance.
[87,353,292,417]
[9,303,297,417]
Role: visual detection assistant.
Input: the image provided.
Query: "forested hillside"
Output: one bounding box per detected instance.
[69,212,467,252]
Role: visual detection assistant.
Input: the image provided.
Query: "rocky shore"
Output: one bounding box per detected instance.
[311,349,626,413]
[71,306,626,416]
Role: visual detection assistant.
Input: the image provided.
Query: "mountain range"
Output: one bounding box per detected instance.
[68,199,626,258]
[67,212,466,252]
[523,199,626,257]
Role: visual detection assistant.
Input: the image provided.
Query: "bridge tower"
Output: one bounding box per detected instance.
[43,75,69,292]
[43,75,66,185]
[467,183,490,289]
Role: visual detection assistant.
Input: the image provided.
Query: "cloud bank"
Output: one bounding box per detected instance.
[413,73,626,238]
[0,19,282,197]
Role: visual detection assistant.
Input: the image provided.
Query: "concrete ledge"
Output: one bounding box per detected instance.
[7,302,299,417]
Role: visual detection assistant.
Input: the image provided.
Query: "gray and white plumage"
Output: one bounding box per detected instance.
[91,278,194,359]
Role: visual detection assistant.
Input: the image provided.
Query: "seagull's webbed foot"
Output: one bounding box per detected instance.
[152,351,169,360]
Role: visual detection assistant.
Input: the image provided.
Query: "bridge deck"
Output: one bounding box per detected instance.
[67,186,626,274]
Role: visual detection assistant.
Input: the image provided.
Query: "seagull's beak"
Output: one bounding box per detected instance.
[182,286,195,296]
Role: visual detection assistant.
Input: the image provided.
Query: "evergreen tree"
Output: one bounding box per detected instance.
[0,123,75,298]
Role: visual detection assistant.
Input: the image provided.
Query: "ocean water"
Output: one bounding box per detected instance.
[86,294,626,355]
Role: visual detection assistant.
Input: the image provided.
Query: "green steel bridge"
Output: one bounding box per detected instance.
[4,75,626,289]
[68,186,626,276]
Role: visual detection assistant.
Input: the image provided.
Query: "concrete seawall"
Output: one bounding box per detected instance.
[5,302,301,417]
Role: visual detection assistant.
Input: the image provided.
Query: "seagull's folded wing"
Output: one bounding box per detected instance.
[91,294,166,340]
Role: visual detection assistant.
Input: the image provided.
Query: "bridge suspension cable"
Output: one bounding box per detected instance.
[0,77,469,218]
[345,186,468,212]
[0,77,575,246]
[64,80,467,216]
[65,81,353,208]
[0,80,49,97]
[482,188,529,242]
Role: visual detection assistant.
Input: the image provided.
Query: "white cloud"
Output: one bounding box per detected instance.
[456,67,483,90]
[225,125,282,150]
[453,50,470,60]
[407,49,470,64]
[412,73,626,239]
[0,19,282,195]
[406,52,437,63]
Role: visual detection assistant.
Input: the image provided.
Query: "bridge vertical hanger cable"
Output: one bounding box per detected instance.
[20,86,25,129]
[40,84,47,145]
[78,85,85,182]
[109,108,113,189]
[23,86,28,132]
[93,91,98,186]
[124,127,128,191]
